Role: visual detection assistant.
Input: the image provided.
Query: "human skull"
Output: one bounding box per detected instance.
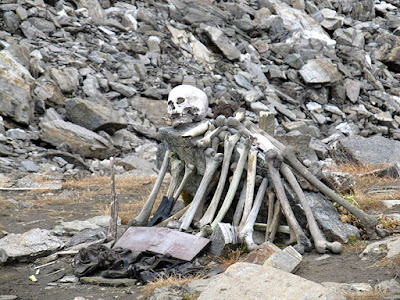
[167,85,209,127]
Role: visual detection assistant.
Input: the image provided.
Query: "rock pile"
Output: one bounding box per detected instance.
[1,0,400,176]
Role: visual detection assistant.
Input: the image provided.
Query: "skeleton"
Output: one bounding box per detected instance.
[129,87,380,255]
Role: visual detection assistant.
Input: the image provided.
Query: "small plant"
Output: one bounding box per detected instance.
[142,274,203,297]
[343,235,368,252]
[342,290,389,300]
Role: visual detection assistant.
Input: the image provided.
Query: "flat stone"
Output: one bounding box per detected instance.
[381,200,400,209]
[198,263,345,300]
[299,59,342,84]
[55,216,121,234]
[243,242,280,265]
[264,246,302,273]
[203,26,240,61]
[80,276,137,287]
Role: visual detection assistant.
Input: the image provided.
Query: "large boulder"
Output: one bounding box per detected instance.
[0,50,34,125]
[198,262,345,300]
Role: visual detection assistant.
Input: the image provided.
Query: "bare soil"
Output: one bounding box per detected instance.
[0,173,399,300]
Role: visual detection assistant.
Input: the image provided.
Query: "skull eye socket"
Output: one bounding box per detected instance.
[177,97,185,104]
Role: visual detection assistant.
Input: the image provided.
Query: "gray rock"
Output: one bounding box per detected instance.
[209,223,238,256]
[55,216,121,235]
[39,119,116,159]
[198,262,345,300]
[264,246,302,273]
[20,160,39,172]
[203,26,240,61]
[299,59,342,84]
[304,192,360,243]
[109,81,137,97]
[334,135,400,166]
[65,97,127,134]
[50,67,80,94]
[115,155,157,175]
[0,228,64,263]
[79,276,137,287]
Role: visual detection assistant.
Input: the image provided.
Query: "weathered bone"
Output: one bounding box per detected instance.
[199,132,241,228]
[182,121,211,137]
[281,163,342,254]
[265,187,275,241]
[173,163,195,205]
[156,205,189,227]
[233,183,247,227]
[211,136,220,152]
[180,148,223,231]
[282,147,379,238]
[238,147,258,231]
[166,153,184,199]
[267,200,282,242]
[130,150,170,226]
[267,150,311,254]
[196,126,228,148]
[240,177,268,251]
[211,138,251,230]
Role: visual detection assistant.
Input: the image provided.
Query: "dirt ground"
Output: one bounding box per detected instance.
[0,172,399,300]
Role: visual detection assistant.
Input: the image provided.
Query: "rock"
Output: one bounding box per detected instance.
[375,279,400,295]
[65,97,127,134]
[0,228,64,263]
[49,67,80,94]
[198,262,345,300]
[0,50,34,125]
[299,59,342,84]
[208,223,238,256]
[264,246,302,273]
[39,119,116,159]
[79,276,137,287]
[203,26,240,61]
[360,235,400,259]
[20,160,39,172]
[243,242,281,265]
[129,97,168,128]
[304,192,360,243]
[334,135,400,166]
[55,216,121,235]
[115,155,157,175]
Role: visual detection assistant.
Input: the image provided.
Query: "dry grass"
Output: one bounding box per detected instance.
[142,274,204,297]
[372,254,400,273]
[215,248,246,271]
[329,163,400,211]
[342,290,389,300]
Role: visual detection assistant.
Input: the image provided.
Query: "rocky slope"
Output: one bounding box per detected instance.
[1,0,400,177]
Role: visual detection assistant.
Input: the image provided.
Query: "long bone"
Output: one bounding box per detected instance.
[238,147,258,231]
[199,132,241,228]
[172,163,195,205]
[240,177,268,251]
[166,153,184,199]
[182,121,211,138]
[266,150,311,254]
[281,163,342,254]
[265,187,275,241]
[282,147,378,238]
[196,126,228,148]
[130,150,170,226]
[239,119,379,238]
[180,148,223,231]
[211,138,251,230]
[233,183,247,226]
[267,200,282,242]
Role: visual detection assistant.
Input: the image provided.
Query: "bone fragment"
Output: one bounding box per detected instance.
[233,183,247,227]
[281,163,342,254]
[166,153,184,199]
[173,163,195,204]
[240,177,268,251]
[199,132,241,228]
[196,126,228,148]
[180,148,223,231]
[238,147,258,231]
[267,150,311,254]
[211,138,251,230]
[282,147,379,238]
[211,136,220,152]
[107,157,118,242]
[130,150,170,226]
[265,187,275,241]
[182,121,211,137]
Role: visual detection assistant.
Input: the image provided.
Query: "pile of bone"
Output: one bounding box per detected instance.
[130,86,382,255]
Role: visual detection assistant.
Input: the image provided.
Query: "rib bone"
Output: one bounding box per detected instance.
[267,150,311,254]
[180,148,223,231]
[211,138,251,230]
[199,132,241,228]
[166,153,184,199]
[130,150,170,226]
[281,163,342,254]
[240,177,268,251]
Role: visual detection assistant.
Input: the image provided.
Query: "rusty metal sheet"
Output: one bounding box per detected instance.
[113,227,210,261]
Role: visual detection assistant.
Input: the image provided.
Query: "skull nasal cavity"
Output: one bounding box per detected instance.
[177,97,185,104]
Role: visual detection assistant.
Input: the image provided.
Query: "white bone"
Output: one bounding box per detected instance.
[180,148,223,231]
[196,126,228,148]
[182,121,211,137]
[199,132,241,228]
[211,138,251,230]
[173,163,195,203]
[233,183,247,226]
[240,177,268,251]
[166,153,184,199]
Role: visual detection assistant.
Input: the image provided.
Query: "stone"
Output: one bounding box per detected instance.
[360,236,400,259]
[20,160,39,172]
[203,26,240,61]
[208,223,238,256]
[115,155,157,175]
[65,97,127,134]
[299,59,342,84]
[0,228,64,263]
[334,135,400,166]
[55,216,121,235]
[39,119,116,159]
[264,246,302,273]
[50,67,80,94]
[344,79,362,103]
[0,50,34,125]
[243,242,281,264]
[109,81,137,97]
[198,263,345,300]
[79,276,137,287]
[129,97,168,128]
